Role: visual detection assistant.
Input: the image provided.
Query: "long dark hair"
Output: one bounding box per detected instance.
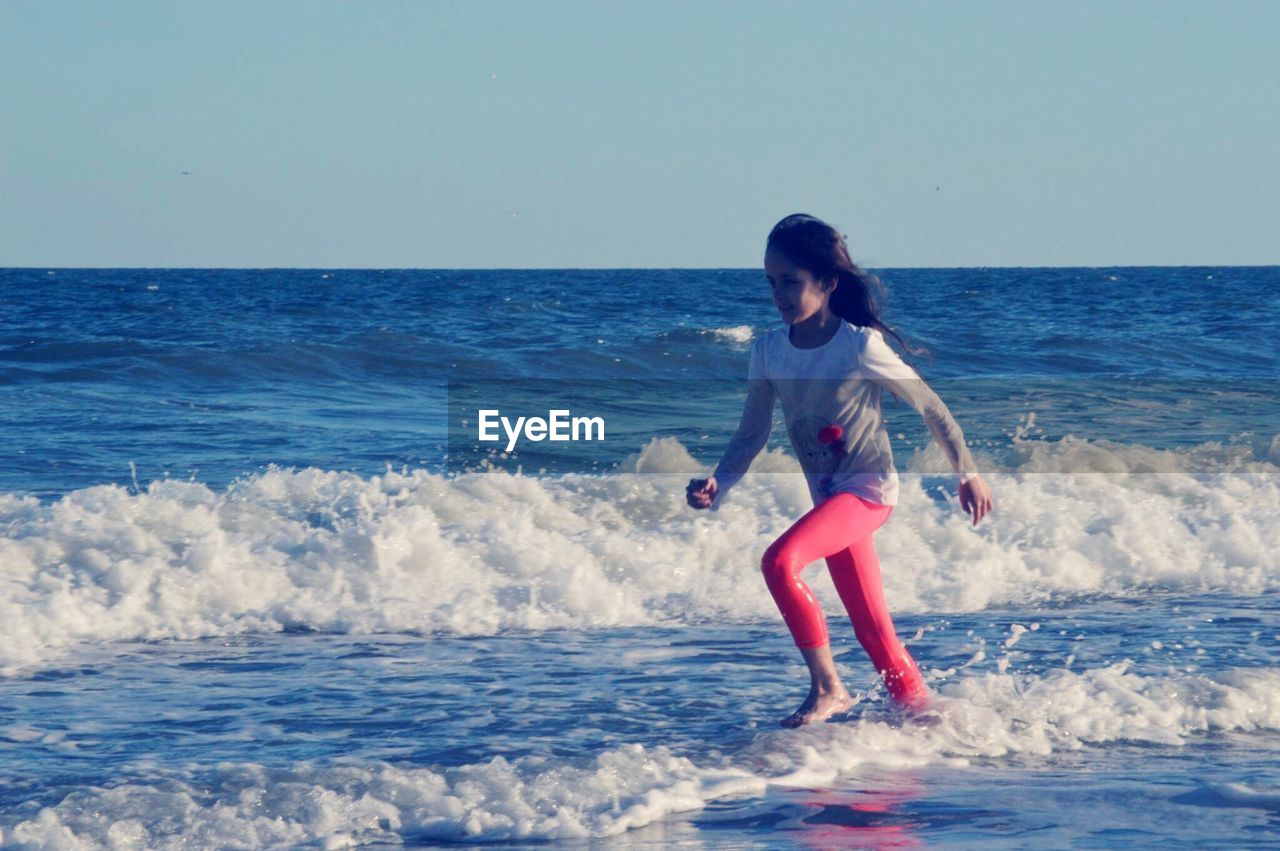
[766,213,926,359]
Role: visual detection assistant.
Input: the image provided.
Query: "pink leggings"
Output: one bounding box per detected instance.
[761,492,926,706]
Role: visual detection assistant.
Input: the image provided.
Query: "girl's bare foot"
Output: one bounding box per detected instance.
[779,688,854,728]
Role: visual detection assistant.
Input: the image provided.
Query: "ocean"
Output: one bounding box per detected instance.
[1,266,1278,848]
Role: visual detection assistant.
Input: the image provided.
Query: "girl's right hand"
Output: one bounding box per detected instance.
[686,475,718,510]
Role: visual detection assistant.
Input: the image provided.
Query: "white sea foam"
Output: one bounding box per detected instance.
[1204,782,1280,809]
[705,325,755,344]
[0,433,1277,672]
[3,663,1278,847]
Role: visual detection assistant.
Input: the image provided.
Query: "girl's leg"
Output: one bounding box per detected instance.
[760,492,894,725]
[825,533,928,708]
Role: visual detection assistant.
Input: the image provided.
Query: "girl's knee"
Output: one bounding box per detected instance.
[760,540,799,580]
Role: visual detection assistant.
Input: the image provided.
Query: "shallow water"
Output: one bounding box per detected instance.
[3,595,1279,847]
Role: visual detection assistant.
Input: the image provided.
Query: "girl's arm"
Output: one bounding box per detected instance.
[708,341,775,509]
[860,329,980,484]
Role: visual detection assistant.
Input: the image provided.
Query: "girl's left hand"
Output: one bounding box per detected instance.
[959,475,994,526]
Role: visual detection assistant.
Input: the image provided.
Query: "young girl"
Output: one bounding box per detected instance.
[687,213,994,728]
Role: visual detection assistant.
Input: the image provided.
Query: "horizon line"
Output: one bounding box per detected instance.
[4,262,1277,272]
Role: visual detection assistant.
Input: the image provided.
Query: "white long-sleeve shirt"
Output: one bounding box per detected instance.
[711,320,979,508]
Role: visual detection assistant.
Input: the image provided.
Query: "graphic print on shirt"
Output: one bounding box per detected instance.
[787,414,842,477]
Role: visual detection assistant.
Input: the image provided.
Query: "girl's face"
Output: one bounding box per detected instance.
[764,248,834,326]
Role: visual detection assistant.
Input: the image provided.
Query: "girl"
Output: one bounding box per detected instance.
[686,213,994,728]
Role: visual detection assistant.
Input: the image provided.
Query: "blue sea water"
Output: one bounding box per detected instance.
[1,266,1279,848]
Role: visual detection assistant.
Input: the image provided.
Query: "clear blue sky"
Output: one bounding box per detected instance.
[2,1,1277,268]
